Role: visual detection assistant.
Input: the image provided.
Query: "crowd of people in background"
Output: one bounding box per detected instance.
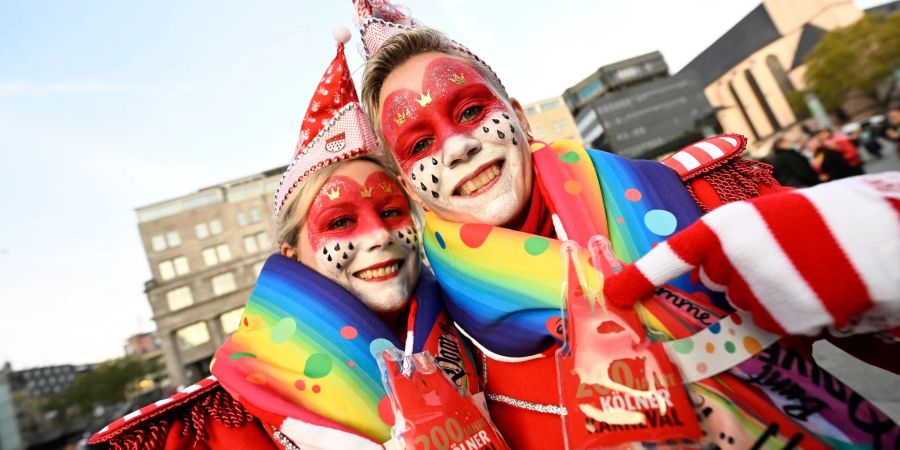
[771,107,900,187]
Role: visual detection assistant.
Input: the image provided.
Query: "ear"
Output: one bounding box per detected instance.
[397,174,428,211]
[510,98,532,139]
[279,242,298,260]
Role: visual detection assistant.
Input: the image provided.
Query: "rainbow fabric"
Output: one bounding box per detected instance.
[211,254,447,442]
[423,141,713,357]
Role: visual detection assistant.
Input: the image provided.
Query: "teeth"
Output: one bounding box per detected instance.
[459,164,501,196]
[356,263,400,280]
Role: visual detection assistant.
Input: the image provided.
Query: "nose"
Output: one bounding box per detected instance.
[443,135,482,169]
[365,225,394,252]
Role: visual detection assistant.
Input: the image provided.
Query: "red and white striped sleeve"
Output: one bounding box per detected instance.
[604,172,900,336]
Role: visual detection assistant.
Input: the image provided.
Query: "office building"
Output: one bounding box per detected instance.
[564,52,719,159]
[136,166,285,387]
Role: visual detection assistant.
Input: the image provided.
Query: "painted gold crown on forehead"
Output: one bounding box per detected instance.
[351,0,504,89]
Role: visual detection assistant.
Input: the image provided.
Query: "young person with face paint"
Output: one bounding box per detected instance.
[353,1,900,448]
[89,29,480,450]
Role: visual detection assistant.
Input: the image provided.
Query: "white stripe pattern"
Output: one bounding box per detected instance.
[672,152,701,171]
[799,176,900,305]
[694,141,725,159]
[702,201,833,335]
[634,242,694,287]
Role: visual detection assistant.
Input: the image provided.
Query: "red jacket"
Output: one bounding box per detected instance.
[88,376,284,450]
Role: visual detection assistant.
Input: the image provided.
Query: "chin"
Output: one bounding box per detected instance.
[350,272,413,316]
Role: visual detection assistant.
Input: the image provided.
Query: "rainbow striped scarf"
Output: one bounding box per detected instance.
[211,254,467,443]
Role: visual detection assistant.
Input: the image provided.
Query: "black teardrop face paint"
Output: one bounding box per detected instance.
[348,242,354,250]
[512,137,518,145]
[431,158,438,165]
[334,243,340,251]
[322,247,327,255]
[432,191,439,199]
[483,127,489,133]
[420,182,427,191]
[492,118,500,124]
[497,130,505,139]
[502,113,510,119]
[431,175,438,183]
[411,172,416,180]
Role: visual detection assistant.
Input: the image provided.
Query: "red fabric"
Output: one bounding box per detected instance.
[687,175,787,212]
[159,416,276,450]
[829,134,862,167]
[505,166,555,237]
[482,351,564,450]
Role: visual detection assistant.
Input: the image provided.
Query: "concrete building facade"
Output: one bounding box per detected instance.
[562,51,718,159]
[522,96,584,143]
[136,166,285,387]
[678,0,866,143]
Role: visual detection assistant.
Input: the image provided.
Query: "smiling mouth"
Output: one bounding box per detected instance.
[353,259,403,282]
[453,160,504,197]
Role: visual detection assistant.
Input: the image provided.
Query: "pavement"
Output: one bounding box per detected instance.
[811,138,900,422]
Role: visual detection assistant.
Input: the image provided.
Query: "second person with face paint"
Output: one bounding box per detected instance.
[88,29,485,450]
[352,1,900,449]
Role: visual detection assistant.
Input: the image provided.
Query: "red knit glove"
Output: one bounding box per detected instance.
[605,173,900,336]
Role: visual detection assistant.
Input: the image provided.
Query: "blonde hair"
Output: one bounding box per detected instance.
[361,27,507,144]
[275,156,419,251]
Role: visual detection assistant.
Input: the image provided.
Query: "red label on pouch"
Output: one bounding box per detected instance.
[556,246,700,448]
[381,351,509,450]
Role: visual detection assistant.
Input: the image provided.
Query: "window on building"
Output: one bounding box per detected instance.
[236,212,248,227]
[151,231,181,251]
[202,244,232,266]
[212,272,237,296]
[175,322,210,350]
[158,261,175,280]
[539,99,561,110]
[196,219,223,239]
[166,286,194,311]
[577,80,603,101]
[248,208,262,224]
[173,256,190,276]
[151,235,167,252]
[220,307,245,335]
[209,219,223,235]
[553,121,568,133]
[166,231,181,247]
[195,223,209,239]
[244,231,270,254]
[524,106,538,116]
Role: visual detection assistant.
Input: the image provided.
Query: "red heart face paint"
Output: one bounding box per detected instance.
[379,55,532,225]
[301,165,420,314]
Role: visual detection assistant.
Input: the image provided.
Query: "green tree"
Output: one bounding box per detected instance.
[803,12,900,112]
[65,356,161,414]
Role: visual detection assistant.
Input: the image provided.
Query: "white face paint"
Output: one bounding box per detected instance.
[298,162,420,315]
[379,54,533,226]
[405,110,528,225]
[312,223,420,314]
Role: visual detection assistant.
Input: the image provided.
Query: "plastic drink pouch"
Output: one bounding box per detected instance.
[556,238,701,449]
[379,349,509,450]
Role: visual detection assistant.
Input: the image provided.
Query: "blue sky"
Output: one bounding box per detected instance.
[0,0,886,369]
